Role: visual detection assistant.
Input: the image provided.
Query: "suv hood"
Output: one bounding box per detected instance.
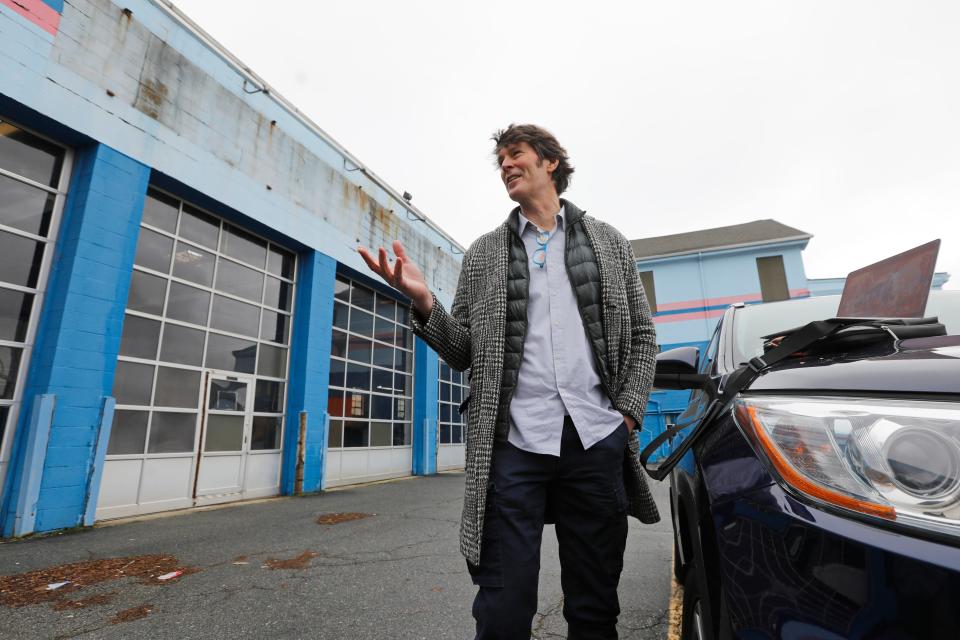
[747,339,960,395]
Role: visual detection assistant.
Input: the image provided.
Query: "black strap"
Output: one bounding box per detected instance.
[640,319,845,479]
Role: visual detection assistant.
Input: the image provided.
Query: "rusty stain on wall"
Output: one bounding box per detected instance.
[136,78,167,120]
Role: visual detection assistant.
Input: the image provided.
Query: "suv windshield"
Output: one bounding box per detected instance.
[732,291,960,366]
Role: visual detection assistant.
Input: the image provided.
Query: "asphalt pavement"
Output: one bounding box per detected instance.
[0,472,674,639]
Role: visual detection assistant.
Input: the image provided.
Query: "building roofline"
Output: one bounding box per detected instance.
[634,234,812,262]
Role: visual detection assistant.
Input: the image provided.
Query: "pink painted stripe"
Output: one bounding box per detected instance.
[656,288,812,313]
[653,308,726,324]
[1,0,61,36]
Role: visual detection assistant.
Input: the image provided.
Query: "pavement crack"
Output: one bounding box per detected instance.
[531,595,564,639]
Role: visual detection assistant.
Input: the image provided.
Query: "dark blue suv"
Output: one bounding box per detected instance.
[654,290,960,640]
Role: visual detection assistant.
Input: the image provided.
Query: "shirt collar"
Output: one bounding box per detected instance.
[518,205,565,235]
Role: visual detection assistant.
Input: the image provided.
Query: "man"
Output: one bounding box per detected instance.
[358,124,659,639]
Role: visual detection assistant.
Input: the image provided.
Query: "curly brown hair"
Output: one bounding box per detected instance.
[492,124,574,196]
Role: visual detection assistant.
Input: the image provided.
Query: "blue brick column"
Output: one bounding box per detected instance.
[1,144,149,536]
[282,250,336,494]
[412,337,439,475]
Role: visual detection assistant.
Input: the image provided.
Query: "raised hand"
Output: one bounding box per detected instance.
[357,240,433,316]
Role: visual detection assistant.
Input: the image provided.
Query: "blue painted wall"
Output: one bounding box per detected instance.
[412,337,439,475]
[283,251,337,494]
[1,143,149,535]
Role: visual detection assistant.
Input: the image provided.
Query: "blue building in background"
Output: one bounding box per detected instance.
[629,220,813,453]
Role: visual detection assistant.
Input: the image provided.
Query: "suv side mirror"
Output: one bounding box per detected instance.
[655,346,699,374]
[654,346,714,392]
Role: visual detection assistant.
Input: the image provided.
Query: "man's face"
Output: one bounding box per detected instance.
[497,141,558,203]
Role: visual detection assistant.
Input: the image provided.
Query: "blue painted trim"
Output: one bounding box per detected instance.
[11,395,55,537]
[83,396,114,526]
[283,250,336,494]
[42,0,64,12]
[412,337,439,475]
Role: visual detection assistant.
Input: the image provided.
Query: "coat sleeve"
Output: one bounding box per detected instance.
[613,234,658,426]
[408,246,473,371]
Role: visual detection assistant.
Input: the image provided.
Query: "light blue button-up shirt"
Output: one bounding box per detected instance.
[508,207,625,456]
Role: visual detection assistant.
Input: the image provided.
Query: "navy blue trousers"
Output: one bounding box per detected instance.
[469,418,630,640]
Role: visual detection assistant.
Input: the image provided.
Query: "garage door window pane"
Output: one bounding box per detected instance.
[332,302,348,330]
[172,242,215,286]
[113,361,154,406]
[257,344,287,377]
[142,190,179,233]
[346,392,369,418]
[371,395,392,420]
[329,359,345,388]
[371,368,392,394]
[328,420,343,448]
[107,410,148,455]
[370,422,392,447]
[0,287,32,342]
[328,390,344,417]
[179,204,219,249]
[260,309,289,344]
[206,333,256,373]
[251,416,282,450]
[221,224,266,268]
[348,336,372,364]
[128,270,167,316]
[346,363,370,390]
[334,278,350,301]
[349,309,373,337]
[254,380,284,413]
[119,315,161,360]
[216,258,263,302]
[375,294,395,320]
[352,285,374,312]
[343,421,368,447]
[393,422,411,446]
[210,379,247,411]
[267,246,294,279]
[331,330,347,358]
[0,121,64,187]
[0,174,54,237]
[154,367,201,408]
[134,228,173,273]
[264,277,291,311]
[372,342,393,368]
[148,412,196,453]
[0,230,43,288]
[167,282,210,326]
[373,315,394,344]
[0,346,22,400]
[159,323,205,366]
[204,414,244,451]
[211,295,260,338]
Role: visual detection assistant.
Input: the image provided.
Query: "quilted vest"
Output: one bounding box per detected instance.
[495,203,609,440]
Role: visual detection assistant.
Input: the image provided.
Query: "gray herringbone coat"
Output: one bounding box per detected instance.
[411,202,659,565]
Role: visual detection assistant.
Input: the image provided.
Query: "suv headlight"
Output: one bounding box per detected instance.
[734,396,960,536]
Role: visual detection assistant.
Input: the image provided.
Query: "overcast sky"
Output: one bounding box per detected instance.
[172,0,959,288]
